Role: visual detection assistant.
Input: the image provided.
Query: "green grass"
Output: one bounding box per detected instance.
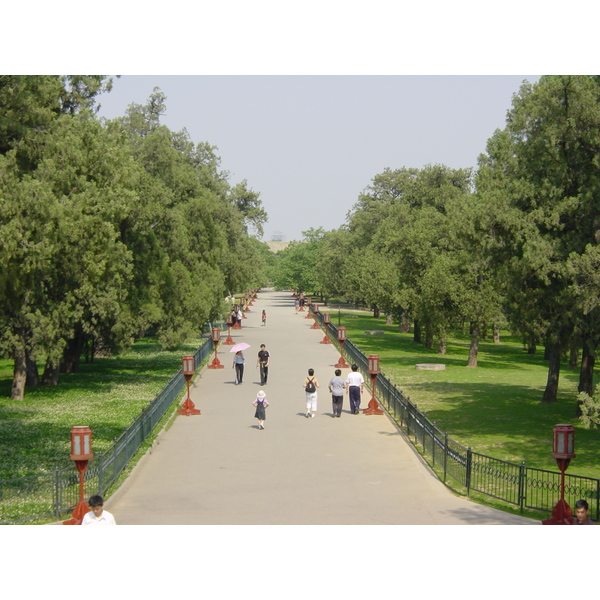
[333,309,600,481]
[0,338,201,481]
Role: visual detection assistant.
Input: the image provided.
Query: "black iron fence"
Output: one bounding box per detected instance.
[0,338,213,525]
[314,307,600,521]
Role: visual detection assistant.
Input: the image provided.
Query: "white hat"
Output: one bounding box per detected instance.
[257,390,266,399]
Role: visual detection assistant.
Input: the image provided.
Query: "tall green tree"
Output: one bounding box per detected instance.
[477,75,600,403]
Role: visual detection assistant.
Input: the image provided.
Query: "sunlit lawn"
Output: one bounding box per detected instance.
[334,309,600,480]
[0,338,200,481]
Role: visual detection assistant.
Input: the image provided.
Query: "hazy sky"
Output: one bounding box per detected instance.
[95,75,540,241]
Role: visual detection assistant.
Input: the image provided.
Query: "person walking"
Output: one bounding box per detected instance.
[232,350,245,384]
[253,390,269,429]
[346,364,364,414]
[261,310,267,326]
[230,306,238,329]
[303,368,319,418]
[328,368,346,417]
[257,344,270,385]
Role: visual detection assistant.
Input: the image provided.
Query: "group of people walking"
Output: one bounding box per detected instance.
[228,292,368,430]
[301,364,365,419]
[251,362,366,429]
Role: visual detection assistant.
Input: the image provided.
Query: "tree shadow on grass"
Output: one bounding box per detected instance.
[405,380,600,474]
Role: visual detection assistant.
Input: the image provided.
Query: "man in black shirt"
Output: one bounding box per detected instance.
[257,344,270,385]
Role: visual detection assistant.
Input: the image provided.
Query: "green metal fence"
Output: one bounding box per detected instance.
[0,338,213,525]
[315,308,600,521]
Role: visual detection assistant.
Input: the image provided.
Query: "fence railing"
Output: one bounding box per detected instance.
[314,307,600,521]
[0,338,213,525]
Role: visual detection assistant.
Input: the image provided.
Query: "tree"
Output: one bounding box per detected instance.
[477,75,600,403]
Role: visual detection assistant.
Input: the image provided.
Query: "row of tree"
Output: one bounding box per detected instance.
[272,76,600,409]
[1,76,270,400]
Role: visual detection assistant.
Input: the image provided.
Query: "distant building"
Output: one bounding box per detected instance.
[271,231,286,242]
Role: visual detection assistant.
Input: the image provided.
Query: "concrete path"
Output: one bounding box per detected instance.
[108,290,536,525]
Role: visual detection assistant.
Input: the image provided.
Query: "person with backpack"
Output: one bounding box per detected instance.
[303,368,319,418]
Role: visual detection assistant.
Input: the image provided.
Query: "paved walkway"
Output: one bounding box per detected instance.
[108,289,537,525]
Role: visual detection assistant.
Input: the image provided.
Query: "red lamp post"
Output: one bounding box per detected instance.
[310,302,321,329]
[178,355,201,416]
[542,424,576,525]
[207,327,224,369]
[305,296,313,319]
[335,326,350,368]
[320,312,333,344]
[363,354,384,415]
[223,317,235,345]
[63,426,93,524]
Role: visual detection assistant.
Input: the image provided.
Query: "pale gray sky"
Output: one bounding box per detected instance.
[96,75,540,241]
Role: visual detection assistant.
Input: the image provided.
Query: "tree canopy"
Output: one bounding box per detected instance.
[1,77,269,399]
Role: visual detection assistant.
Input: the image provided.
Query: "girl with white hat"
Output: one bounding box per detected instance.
[253,390,269,429]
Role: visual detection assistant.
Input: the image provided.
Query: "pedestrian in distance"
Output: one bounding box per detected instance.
[230,305,239,328]
[303,368,319,418]
[261,310,267,326]
[346,364,365,414]
[253,390,269,429]
[257,344,270,385]
[294,298,300,312]
[233,350,245,384]
[328,368,346,417]
[81,494,116,525]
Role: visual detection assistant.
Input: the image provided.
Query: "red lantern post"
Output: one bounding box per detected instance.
[320,312,333,344]
[310,302,321,329]
[207,327,224,369]
[542,424,576,524]
[63,426,93,524]
[223,317,235,345]
[178,355,201,416]
[335,326,350,368]
[305,296,313,319]
[363,355,384,415]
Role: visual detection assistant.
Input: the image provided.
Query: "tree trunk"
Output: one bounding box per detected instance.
[569,343,579,370]
[413,319,421,343]
[11,343,27,400]
[61,332,85,374]
[425,328,434,349]
[26,350,39,387]
[42,359,60,386]
[467,323,479,367]
[493,324,500,344]
[527,333,537,354]
[400,311,410,333]
[542,343,561,402]
[386,313,393,326]
[576,342,596,416]
[372,305,380,319]
[437,340,447,354]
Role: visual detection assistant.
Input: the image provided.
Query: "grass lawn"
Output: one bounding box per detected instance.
[0,338,201,481]
[332,308,600,481]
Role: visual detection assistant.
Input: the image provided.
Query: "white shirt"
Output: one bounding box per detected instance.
[346,372,364,387]
[82,509,117,525]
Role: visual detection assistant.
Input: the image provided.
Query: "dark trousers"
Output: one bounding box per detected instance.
[332,395,343,416]
[259,364,269,385]
[235,363,244,383]
[349,386,361,413]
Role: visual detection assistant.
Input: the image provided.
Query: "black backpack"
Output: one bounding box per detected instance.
[305,377,316,393]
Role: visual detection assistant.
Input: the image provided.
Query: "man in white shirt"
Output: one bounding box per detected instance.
[81,495,117,525]
[345,364,365,414]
